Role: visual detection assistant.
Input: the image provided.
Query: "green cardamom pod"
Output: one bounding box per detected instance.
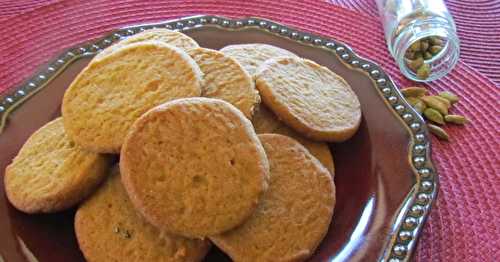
[406,97,420,105]
[407,57,424,72]
[405,50,416,60]
[424,51,433,60]
[421,96,449,115]
[420,40,429,52]
[401,87,427,97]
[429,45,442,55]
[406,97,427,114]
[429,36,444,46]
[428,124,449,141]
[416,64,431,79]
[424,108,445,124]
[413,99,427,114]
[432,95,452,108]
[444,114,468,125]
[438,91,459,103]
[410,41,421,52]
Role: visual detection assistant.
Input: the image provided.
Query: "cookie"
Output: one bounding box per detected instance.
[253,104,335,175]
[120,97,269,238]
[210,134,335,262]
[94,29,199,61]
[220,44,298,75]
[62,41,203,153]
[251,103,283,134]
[4,118,111,213]
[75,166,211,262]
[255,56,362,142]
[187,48,260,118]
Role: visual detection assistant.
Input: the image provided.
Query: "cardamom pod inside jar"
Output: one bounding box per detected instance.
[376,0,460,82]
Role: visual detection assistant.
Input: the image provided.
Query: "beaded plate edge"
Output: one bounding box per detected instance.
[0,15,438,262]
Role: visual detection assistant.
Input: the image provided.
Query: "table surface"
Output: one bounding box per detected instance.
[0,1,498,261]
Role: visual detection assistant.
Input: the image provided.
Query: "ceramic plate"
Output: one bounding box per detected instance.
[0,15,438,262]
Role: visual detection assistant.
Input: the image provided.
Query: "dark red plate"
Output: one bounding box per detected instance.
[0,15,438,262]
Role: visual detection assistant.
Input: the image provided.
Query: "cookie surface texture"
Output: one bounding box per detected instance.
[62,41,203,153]
[187,48,260,118]
[120,97,269,238]
[252,104,335,175]
[4,118,111,213]
[220,44,298,75]
[210,134,335,262]
[255,56,361,142]
[94,29,199,60]
[75,166,211,262]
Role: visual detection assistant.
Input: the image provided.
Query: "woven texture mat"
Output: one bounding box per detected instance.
[0,1,499,261]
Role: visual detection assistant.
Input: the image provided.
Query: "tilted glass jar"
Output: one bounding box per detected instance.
[376,0,460,82]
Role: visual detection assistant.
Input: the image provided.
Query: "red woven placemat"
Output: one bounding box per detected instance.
[0,1,498,261]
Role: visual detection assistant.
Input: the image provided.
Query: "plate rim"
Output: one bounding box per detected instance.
[0,15,438,262]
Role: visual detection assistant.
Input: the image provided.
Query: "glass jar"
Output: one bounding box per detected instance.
[376,0,460,82]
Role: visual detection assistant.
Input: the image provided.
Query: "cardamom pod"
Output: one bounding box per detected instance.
[424,51,433,60]
[410,41,421,52]
[406,97,427,114]
[408,57,424,72]
[421,96,449,115]
[429,36,444,46]
[432,95,452,108]
[401,87,427,97]
[423,108,445,124]
[438,91,459,103]
[420,40,429,52]
[428,124,449,141]
[429,45,442,55]
[405,49,415,60]
[416,64,431,79]
[406,97,420,104]
[414,99,427,114]
[405,50,416,60]
[444,114,468,124]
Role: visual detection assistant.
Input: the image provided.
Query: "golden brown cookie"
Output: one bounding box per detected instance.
[252,103,283,134]
[255,56,362,142]
[120,97,269,239]
[94,29,199,60]
[220,44,298,75]
[252,104,335,175]
[187,48,260,118]
[75,166,211,262]
[4,118,111,213]
[211,134,335,262]
[62,41,203,153]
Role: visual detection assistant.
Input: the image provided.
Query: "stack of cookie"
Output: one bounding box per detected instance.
[4,29,362,262]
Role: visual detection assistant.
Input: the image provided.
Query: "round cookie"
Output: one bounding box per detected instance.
[62,41,203,153]
[251,103,283,134]
[255,56,362,142]
[75,166,211,262]
[210,134,335,262]
[187,48,260,119]
[220,44,298,75]
[120,97,269,238]
[4,118,111,213]
[252,104,335,175]
[94,29,199,60]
